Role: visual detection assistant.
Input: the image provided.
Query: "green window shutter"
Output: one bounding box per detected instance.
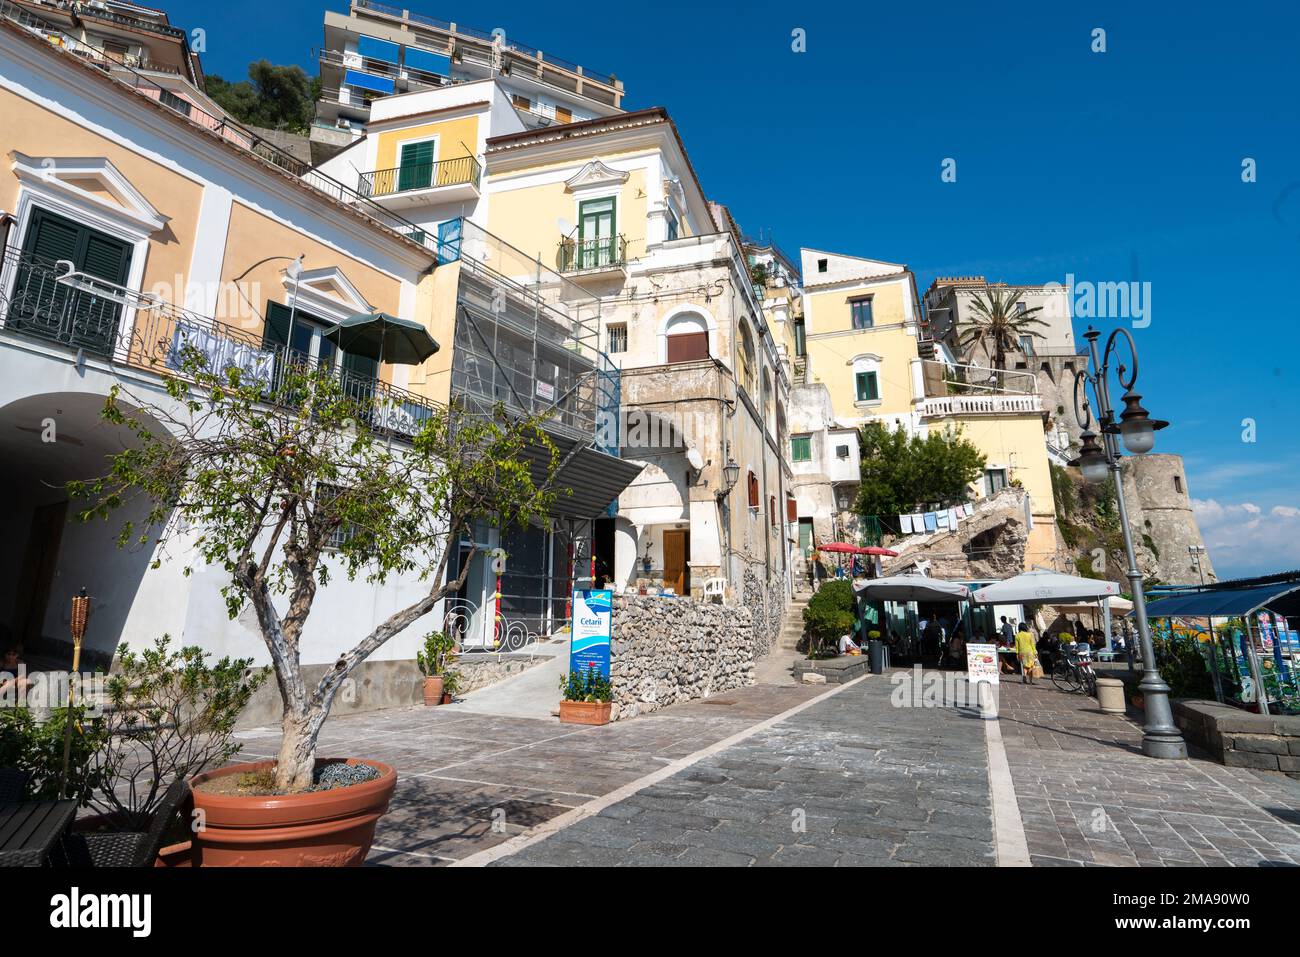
[343,350,378,379]
[263,300,293,349]
[856,371,879,402]
[791,436,812,462]
[398,141,434,191]
[22,209,82,263]
[82,233,132,285]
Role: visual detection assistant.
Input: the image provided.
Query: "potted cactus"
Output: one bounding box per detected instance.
[558,665,613,725]
[416,631,459,707]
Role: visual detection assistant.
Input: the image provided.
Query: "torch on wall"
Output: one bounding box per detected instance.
[58,588,90,800]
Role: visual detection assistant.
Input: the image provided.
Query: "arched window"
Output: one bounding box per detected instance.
[737,320,756,395]
[665,311,709,363]
[747,470,759,508]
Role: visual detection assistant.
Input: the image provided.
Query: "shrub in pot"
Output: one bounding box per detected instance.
[89,636,263,836]
[558,665,613,725]
[803,579,856,658]
[416,631,461,706]
[73,356,558,865]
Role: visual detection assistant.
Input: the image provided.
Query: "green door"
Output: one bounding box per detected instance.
[798,518,813,558]
[13,207,132,357]
[397,140,434,192]
[577,197,615,268]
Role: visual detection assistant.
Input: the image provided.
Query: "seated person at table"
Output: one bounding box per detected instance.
[943,630,966,669]
[0,643,33,700]
[838,633,861,656]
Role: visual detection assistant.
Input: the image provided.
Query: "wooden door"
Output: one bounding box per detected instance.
[662,529,689,596]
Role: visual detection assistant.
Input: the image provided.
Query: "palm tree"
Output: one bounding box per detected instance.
[956,287,1050,371]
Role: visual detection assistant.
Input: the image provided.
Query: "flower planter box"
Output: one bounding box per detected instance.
[559,700,612,726]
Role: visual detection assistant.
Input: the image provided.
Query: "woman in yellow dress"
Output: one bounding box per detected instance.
[1014,622,1038,684]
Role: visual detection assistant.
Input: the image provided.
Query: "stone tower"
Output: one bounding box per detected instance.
[1119,454,1216,585]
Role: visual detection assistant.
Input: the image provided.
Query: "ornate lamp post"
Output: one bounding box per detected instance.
[1071,326,1187,759]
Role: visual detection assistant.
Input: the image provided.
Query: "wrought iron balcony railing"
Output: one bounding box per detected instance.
[358,156,482,198]
[0,247,440,440]
[557,234,627,273]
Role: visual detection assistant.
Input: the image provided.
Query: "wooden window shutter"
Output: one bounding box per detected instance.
[747,471,759,508]
[666,331,708,363]
[786,495,797,522]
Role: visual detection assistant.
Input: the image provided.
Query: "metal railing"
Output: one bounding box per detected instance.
[1,0,445,259]
[352,0,620,89]
[316,47,451,90]
[358,156,482,198]
[919,358,1039,398]
[557,234,627,273]
[0,247,440,441]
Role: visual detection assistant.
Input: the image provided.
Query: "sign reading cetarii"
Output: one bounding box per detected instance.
[570,589,613,679]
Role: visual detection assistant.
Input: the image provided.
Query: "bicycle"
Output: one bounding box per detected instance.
[1051,642,1097,696]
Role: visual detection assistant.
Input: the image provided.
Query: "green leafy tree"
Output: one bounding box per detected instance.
[854,422,986,528]
[207,61,321,133]
[956,287,1050,370]
[70,352,558,792]
[803,579,856,658]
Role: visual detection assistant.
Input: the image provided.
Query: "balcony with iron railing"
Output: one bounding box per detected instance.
[357,157,482,207]
[0,247,440,440]
[350,0,623,96]
[556,234,627,277]
[2,0,449,261]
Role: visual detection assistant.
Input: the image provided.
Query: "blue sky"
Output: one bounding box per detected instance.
[174,0,1299,579]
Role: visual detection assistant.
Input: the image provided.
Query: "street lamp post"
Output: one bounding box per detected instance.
[1071,325,1187,759]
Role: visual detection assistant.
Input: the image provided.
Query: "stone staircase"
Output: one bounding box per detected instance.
[754,590,811,685]
[778,591,812,652]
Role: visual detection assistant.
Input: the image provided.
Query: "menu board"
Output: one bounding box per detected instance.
[966,643,999,685]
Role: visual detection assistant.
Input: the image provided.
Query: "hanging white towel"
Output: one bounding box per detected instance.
[949,507,961,528]
[936,511,949,529]
[899,514,914,534]
[912,512,926,530]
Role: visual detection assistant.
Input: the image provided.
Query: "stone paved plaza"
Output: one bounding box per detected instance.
[231,667,1300,866]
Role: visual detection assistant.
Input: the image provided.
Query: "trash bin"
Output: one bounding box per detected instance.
[868,639,885,675]
[1096,676,1126,714]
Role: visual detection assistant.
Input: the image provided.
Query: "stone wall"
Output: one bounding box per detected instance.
[610,594,757,720]
[1121,455,1217,585]
[742,569,786,658]
[455,653,545,695]
[1174,700,1300,778]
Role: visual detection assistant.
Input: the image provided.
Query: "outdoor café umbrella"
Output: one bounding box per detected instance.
[971,569,1119,605]
[324,311,440,368]
[853,574,972,603]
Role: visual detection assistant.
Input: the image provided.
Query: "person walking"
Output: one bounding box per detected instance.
[1015,621,1039,684]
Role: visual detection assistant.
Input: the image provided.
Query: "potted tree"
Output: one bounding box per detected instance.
[416,631,459,706]
[72,354,557,866]
[558,665,613,725]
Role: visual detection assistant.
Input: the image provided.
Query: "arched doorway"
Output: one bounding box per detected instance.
[0,391,165,669]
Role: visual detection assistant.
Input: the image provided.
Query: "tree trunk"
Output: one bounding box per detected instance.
[274,709,318,792]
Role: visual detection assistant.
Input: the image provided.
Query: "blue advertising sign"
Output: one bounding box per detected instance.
[570,589,613,679]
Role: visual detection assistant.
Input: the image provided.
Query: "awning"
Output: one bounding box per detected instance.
[517,432,643,518]
[972,569,1120,604]
[1141,582,1300,619]
[854,575,972,602]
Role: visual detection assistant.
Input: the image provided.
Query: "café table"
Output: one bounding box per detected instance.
[0,800,77,867]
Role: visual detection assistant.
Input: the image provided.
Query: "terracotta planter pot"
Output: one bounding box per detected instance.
[559,700,612,726]
[155,840,193,867]
[441,692,453,704]
[188,758,396,867]
[422,675,444,706]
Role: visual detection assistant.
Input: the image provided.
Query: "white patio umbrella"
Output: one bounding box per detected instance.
[854,575,972,602]
[971,569,1119,605]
